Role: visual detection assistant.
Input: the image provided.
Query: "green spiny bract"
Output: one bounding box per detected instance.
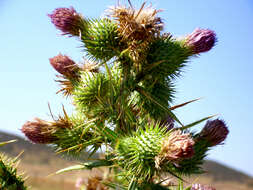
[73,71,112,120]
[135,79,175,121]
[81,19,125,61]
[0,154,27,190]
[52,114,103,155]
[146,37,192,80]
[115,123,166,182]
[132,37,191,121]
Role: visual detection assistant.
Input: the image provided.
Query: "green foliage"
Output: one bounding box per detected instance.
[0,153,27,190]
[146,37,192,80]
[130,37,191,121]
[53,114,103,155]
[136,79,175,121]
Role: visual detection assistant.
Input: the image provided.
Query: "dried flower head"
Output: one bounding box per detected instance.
[49,54,80,78]
[109,2,163,42]
[156,130,195,168]
[48,7,85,36]
[21,118,57,144]
[22,107,72,144]
[191,184,216,190]
[108,2,163,63]
[185,28,217,54]
[199,119,229,146]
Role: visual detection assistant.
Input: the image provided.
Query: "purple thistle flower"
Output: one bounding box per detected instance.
[49,54,79,78]
[21,118,57,144]
[199,119,229,146]
[48,7,84,36]
[191,184,216,190]
[185,28,217,54]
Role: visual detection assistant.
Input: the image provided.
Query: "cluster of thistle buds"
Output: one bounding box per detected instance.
[22,2,228,189]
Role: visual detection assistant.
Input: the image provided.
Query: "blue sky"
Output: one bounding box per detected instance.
[1,0,253,177]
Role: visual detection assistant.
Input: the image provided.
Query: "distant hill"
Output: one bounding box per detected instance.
[1,131,253,190]
[202,160,253,186]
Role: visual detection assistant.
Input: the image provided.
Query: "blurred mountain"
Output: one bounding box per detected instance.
[0,131,252,190]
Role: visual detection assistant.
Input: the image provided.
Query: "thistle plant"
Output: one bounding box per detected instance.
[0,140,27,190]
[21,1,228,189]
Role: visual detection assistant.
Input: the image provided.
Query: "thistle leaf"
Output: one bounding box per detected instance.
[55,159,113,174]
[136,85,183,126]
[170,98,202,110]
[0,140,17,147]
[55,164,86,174]
[128,177,137,190]
[180,115,217,130]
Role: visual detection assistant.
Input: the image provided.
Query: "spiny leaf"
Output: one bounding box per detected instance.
[128,177,137,190]
[170,98,202,110]
[180,115,217,130]
[55,164,86,174]
[0,140,17,147]
[55,159,113,175]
[95,122,118,142]
[136,85,183,126]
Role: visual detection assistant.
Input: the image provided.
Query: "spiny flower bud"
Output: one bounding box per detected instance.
[21,118,57,144]
[48,7,85,36]
[185,28,217,54]
[156,130,195,168]
[49,54,79,78]
[199,119,229,146]
[191,184,216,190]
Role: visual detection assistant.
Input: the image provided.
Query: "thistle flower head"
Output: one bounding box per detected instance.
[48,7,85,36]
[199,119,229,146]
[158,130,195,163]
[21,118,57,144]
[191,184,216,190]
[185,28,217,54]
[49,54,79,78]
[108,2,163,42]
